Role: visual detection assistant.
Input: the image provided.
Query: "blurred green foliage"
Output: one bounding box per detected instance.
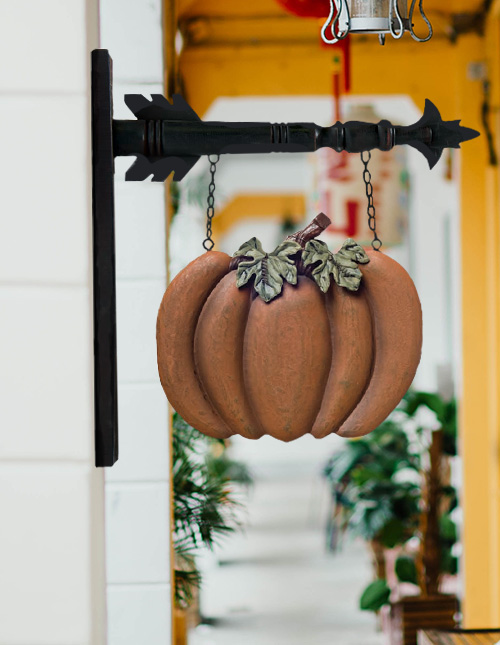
[173,413,252,608]
[323,390,459,612]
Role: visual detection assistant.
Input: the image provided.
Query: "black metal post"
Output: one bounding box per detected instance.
[92,50,118,467]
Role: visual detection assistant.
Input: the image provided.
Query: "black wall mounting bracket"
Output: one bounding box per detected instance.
[91,48,479,466]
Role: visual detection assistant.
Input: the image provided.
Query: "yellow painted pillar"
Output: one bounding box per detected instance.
[458,26,500,626]
[163,1,178,641]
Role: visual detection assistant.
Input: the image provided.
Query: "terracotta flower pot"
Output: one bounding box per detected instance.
[390,594,459,645]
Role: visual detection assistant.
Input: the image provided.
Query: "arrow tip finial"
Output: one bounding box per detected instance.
[407,99,480,168]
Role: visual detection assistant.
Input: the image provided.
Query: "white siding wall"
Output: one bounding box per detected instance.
[0,1,106,644]
[99,2,172,644]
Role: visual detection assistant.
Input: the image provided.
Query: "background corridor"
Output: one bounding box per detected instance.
[190,436,385,645]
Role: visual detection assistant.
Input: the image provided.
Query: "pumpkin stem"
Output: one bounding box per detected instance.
[229,213,331,273]
[286,212,331,248]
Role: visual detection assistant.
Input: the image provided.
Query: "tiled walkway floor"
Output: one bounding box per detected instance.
[189,435,386,645]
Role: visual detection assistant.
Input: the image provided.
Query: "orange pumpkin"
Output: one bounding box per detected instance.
[157,214,422,441]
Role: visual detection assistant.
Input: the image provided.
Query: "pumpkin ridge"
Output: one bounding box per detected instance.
[239,287,266,439]
[310,292,335,434]
[336,267,384,437]
[311,283,374,438]
[191,274,236,436]
[188,273,235,437]
[337,250,422,438]
[241,290,266,435]
[244,277,330,441]
[329,281,379,434]
[157,251,233,438]
[358,281,379,397]
[194,272,264,439]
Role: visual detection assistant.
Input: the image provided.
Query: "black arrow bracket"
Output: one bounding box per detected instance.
[91,48,479,466]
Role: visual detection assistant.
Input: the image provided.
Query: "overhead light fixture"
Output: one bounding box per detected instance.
[321,0,433,44]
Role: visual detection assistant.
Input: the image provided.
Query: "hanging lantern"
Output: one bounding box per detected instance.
[157,214,422,442]
[321,0,433,44]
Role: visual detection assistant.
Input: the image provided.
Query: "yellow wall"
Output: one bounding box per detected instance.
[458,29,498,626]
[176,1,500,627]
[462,10,500,627]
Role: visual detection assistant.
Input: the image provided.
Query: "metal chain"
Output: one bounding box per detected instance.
[203,155,220,251]
[360,151,382,251]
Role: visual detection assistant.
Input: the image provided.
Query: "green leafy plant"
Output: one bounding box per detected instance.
[395,555,418,585]
[324,420,421,551]
[403,390,457,457]
[400,391,459,591]
[173,413,252,608]
[324,391,459,612]
[360,579,392,612]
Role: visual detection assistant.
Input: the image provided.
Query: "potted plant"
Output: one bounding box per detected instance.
[172,413,251,644]
[324,419,421,594]
[389,392,459,645]
[324,391,460,645]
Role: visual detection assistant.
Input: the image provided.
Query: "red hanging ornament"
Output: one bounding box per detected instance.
[274,0,328,17]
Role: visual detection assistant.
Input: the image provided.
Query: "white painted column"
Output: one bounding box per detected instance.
[99,2,172,644]
[0,1,106,644]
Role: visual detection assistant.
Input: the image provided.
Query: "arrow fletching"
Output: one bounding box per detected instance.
[124,94,202,181]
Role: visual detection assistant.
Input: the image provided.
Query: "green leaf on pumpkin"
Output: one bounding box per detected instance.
[233,238,302,303]
[302,238,370,293]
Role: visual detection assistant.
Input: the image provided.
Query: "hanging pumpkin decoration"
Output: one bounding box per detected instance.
[157,213,422,442]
